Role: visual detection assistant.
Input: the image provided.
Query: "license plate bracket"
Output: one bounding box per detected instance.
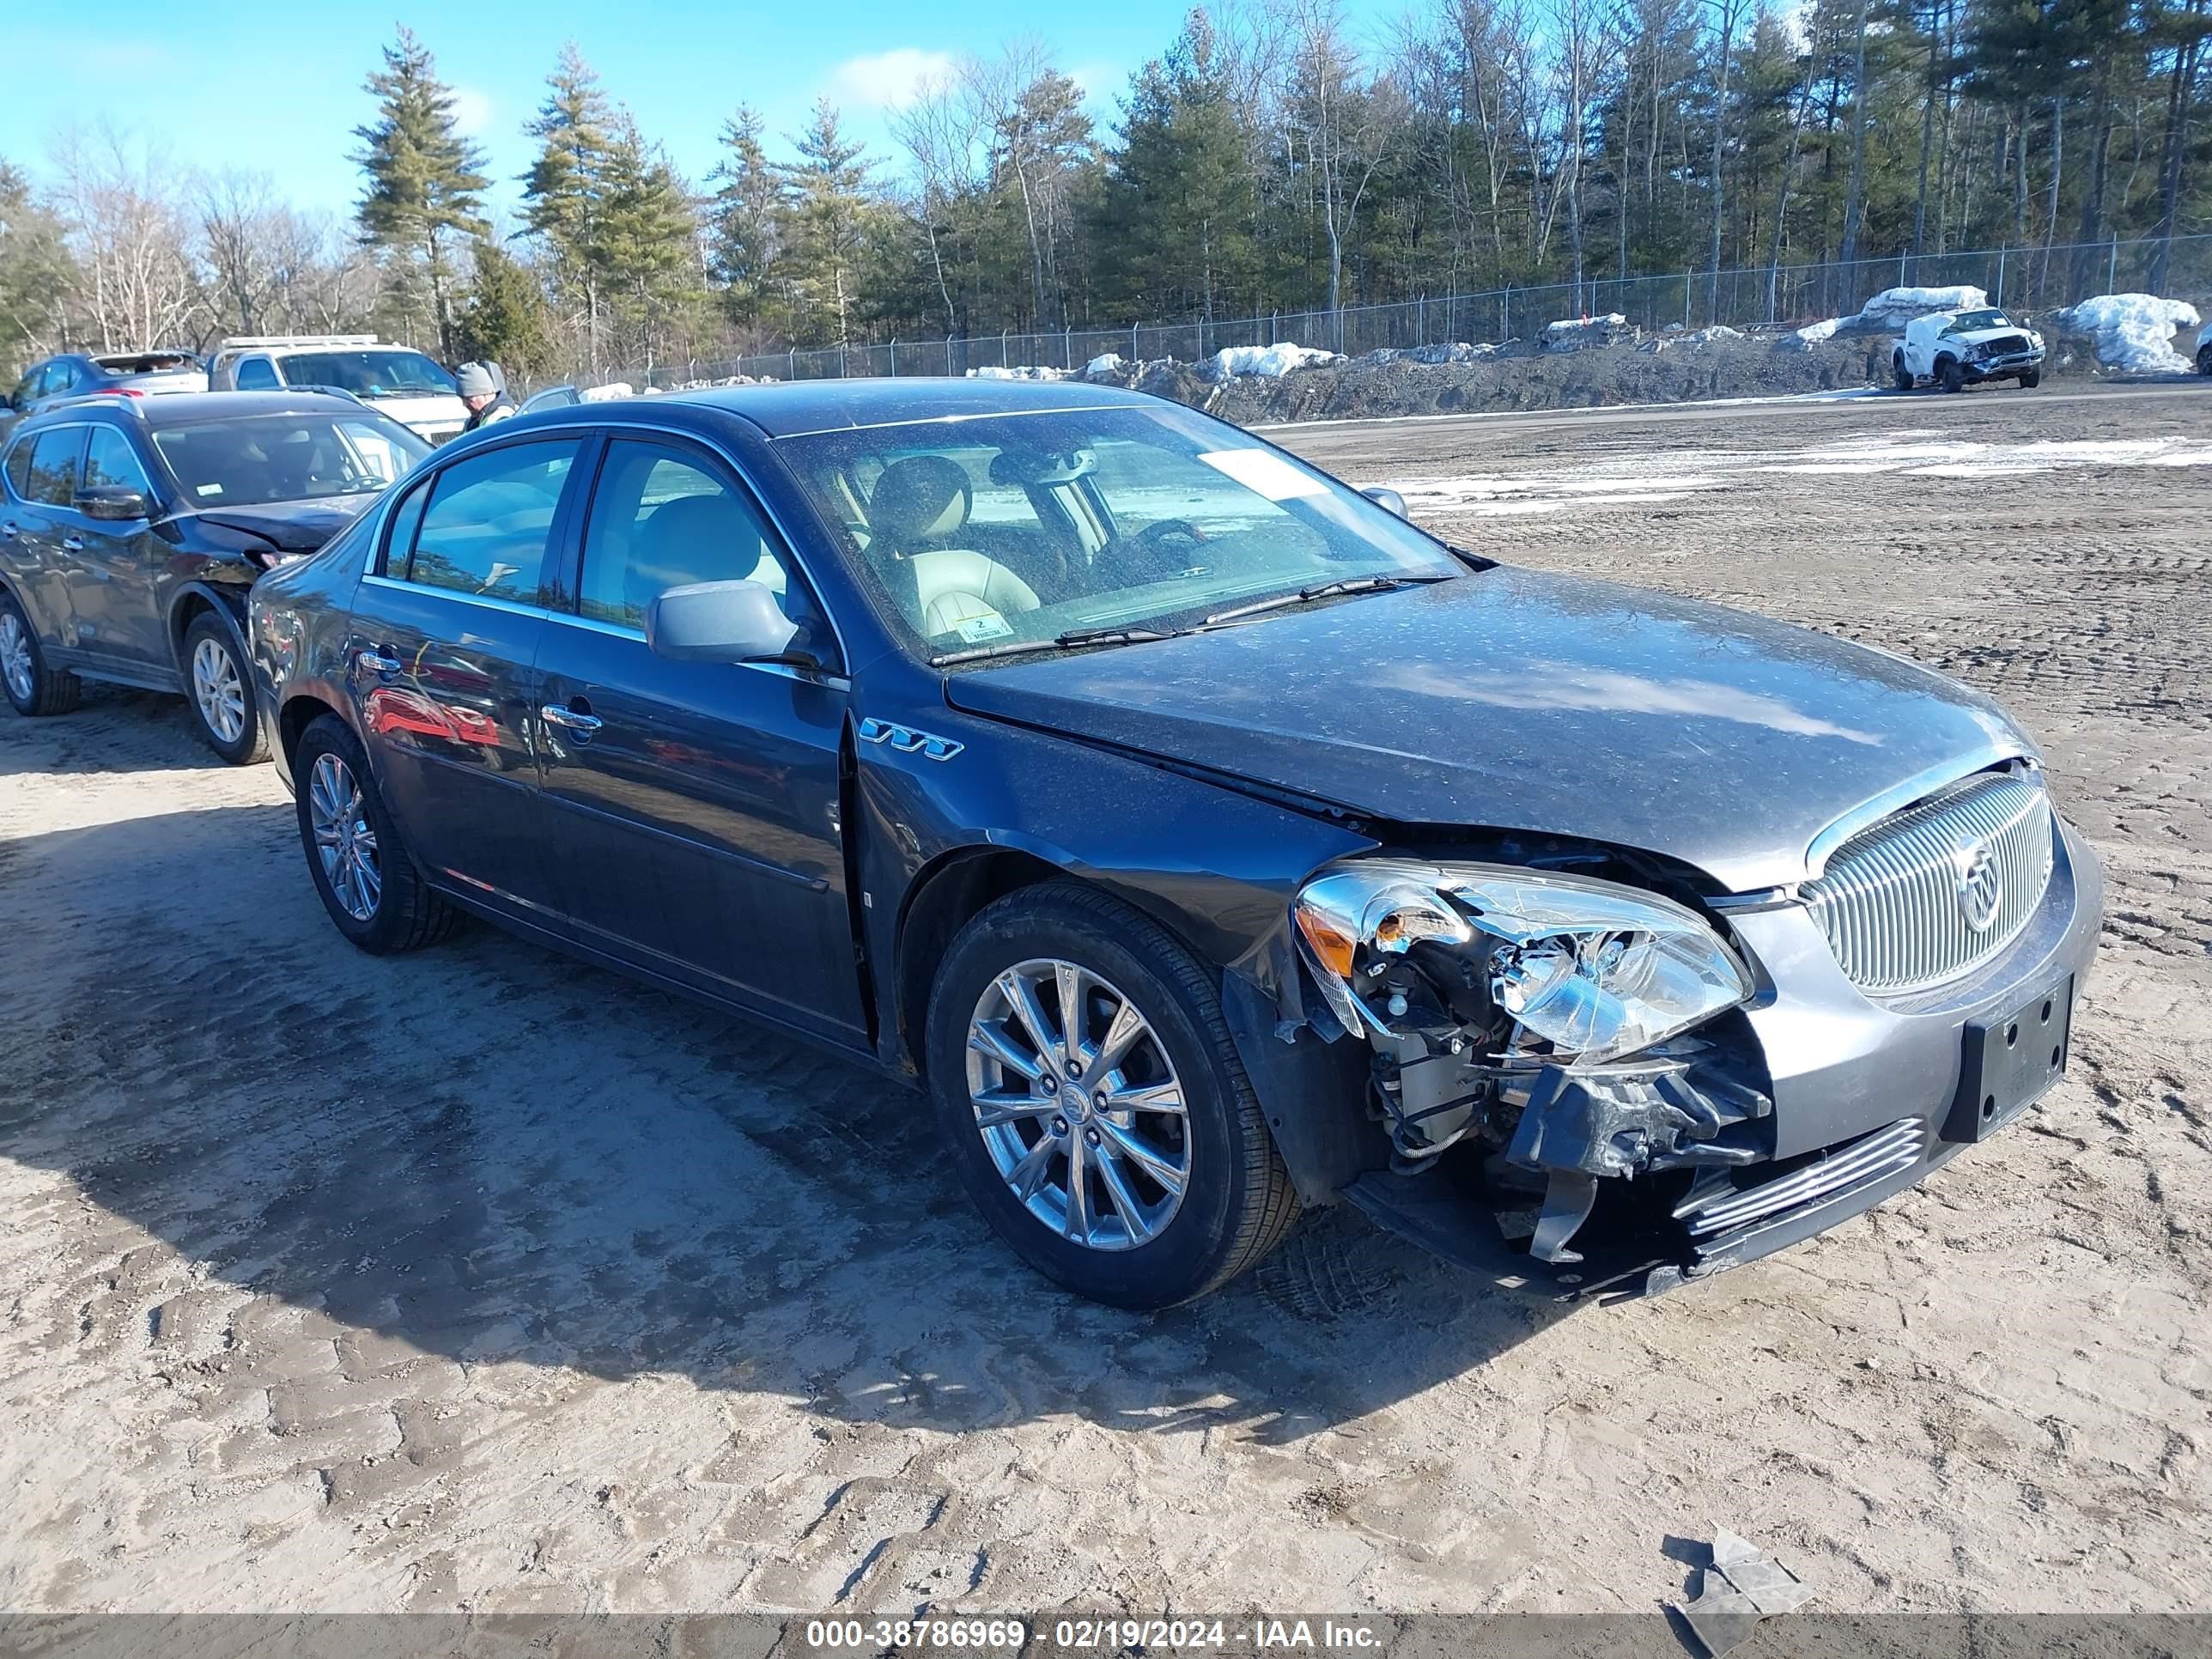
[1942,974,2074,1144]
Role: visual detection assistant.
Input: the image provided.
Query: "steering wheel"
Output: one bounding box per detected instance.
[1093,517,1209,586]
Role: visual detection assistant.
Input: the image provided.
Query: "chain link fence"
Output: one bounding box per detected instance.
[623,233,2212,390]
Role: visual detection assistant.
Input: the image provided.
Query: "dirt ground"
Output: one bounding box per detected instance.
[2,381,2207,1619]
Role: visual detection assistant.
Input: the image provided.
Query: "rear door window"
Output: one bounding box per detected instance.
[401,438,581,604]
[24,428,87,507]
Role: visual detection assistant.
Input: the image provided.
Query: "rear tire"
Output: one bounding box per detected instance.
[0,589,80,717]
[1940,357,1966,393]
[2019,368,2041,389]
[924,881,1298,1309]
[2197,346,2211,376]
[292,714,460,954]
[180,611,268,764]
[1893,355,1914,392]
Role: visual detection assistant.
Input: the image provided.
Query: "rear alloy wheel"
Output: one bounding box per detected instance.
[182,611,267,763]
[292,714,459,953]
[1940,357,1966,393]
[0,590,81,717]
[926,881,1297,1308]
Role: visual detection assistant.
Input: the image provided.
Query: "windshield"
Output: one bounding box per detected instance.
[1943,308,2011,333]
[151,413,429,506]
[778,403,1463,661]
[278,349,458,398]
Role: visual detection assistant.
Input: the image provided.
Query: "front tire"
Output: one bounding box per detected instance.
[181,611,268,763]
[2019,368,2041,389]
[2197,346,2211,376]
[924,882,1298,1309]
[0,589,81,717]
[292,714,460,954]
[1940,357,1966,393]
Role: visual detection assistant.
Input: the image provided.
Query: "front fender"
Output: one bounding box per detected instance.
[857,690,1383,1200]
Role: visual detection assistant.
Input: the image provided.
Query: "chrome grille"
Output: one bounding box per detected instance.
[1802,772,2053,994]
[1681,1117,1925,1238]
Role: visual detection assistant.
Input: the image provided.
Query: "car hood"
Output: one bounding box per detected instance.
[941,567,2035,892]
[183,494,378,553]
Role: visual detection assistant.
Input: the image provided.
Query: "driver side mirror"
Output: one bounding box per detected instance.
[1360,486,1409,520]
[76,485,150,522]
[647,579,812,667]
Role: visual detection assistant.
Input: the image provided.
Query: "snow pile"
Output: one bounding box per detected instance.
[1357,341,1498,368]
[1085,352,1125,377]
[1206,342,1343,380]
[1645,325,1746,354]
[1793,285,1990,346]
[1852,285,1988,330]
[965,364,1069,381]
[2052,294,2202,374]
[580,381,635,401]
[1543,313,1629,350]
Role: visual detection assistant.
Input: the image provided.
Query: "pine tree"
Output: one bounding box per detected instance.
[1095,12,1260,328]
[521,43,618,374]
[776,101,878,349]
[708,105,785,330]
[0,158,76,377]
[350,27,489,358]
[455,235,555,379]
[597,118,703,374]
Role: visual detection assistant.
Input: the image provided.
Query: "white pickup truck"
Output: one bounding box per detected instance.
[1893,307,2045,392]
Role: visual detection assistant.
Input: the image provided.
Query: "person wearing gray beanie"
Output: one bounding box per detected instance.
[456,361,517,430]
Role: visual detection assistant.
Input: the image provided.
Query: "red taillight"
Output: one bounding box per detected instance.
[93,386,145,398]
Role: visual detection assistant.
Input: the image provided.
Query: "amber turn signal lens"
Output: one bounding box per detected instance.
[1295,907,1359,979]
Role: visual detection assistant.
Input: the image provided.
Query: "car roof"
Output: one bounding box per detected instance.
[653,375,1161,439]
[12,390,366,432]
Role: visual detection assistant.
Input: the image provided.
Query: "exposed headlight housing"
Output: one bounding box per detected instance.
[1293,860,1752,1066]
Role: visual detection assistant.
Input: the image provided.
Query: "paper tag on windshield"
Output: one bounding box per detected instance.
[953,613,1015,644]
[195,483,222,497]
[1197,448,1329,501]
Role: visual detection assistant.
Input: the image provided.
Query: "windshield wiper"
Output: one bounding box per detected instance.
[1200,572,1452,629]
[932,623,1182,667]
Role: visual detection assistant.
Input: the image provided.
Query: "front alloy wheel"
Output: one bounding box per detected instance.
[966,958,1192,1250]
[191,636,246,745]
[180,612,267,763]
[926,881,1298,1308]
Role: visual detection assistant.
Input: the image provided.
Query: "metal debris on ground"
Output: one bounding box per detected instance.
[1674,1528,1817,1656]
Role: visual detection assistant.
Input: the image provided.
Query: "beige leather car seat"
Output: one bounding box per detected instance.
[866,454,1039,636]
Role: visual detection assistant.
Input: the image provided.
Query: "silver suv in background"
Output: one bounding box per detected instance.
[208,335,469,446]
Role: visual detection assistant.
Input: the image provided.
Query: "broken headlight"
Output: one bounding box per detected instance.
[1292,860,1752,1065]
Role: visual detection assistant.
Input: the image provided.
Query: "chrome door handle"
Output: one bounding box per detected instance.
[540,703,603,734]
[0,522,16,540]
[60,535,83,551]
[357,648,402,675]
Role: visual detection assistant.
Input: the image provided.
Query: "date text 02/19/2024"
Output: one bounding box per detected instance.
[800,1619,1388,1651]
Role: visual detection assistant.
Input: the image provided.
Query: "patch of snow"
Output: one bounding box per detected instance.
[1358,341,1499,367]
[1542,313,1629,351]
[1085,352,1124,377]
[2052,294,2203,374]
[1852,285,1988,329]
[1206,343,1343,380]
[580,381,634,402]
[966,364,1069,381]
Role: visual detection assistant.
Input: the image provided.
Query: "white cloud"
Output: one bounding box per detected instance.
[828,47,958,110]
[448,86,494,138]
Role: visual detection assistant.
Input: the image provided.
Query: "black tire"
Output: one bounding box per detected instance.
[2197,347,2211,377]
[2019,368,2041,389]
[1893,355,1914,392]
[924,881,1299,1309]
[1939,356,1965,393]
[0,588,82,717]
[179,610,268,764]
[292,714,461,954]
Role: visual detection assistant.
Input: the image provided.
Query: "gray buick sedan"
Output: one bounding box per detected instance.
[248,379,2101,1308]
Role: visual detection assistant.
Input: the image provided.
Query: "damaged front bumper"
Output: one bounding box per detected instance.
[1333,817,2103,1303]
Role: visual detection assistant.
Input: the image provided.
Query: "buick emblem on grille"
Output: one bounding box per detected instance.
[1955,840,2003,933]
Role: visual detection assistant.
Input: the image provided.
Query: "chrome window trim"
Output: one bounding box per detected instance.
[1801,741,2033,881]
[357,574,850,691]
[760,403,1130,441]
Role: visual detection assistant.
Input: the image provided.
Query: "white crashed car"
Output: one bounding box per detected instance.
[1893,307,2045,392]
[2197,321,2212,375]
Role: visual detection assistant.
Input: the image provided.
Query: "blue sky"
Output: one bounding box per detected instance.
[0,0,1310,223]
